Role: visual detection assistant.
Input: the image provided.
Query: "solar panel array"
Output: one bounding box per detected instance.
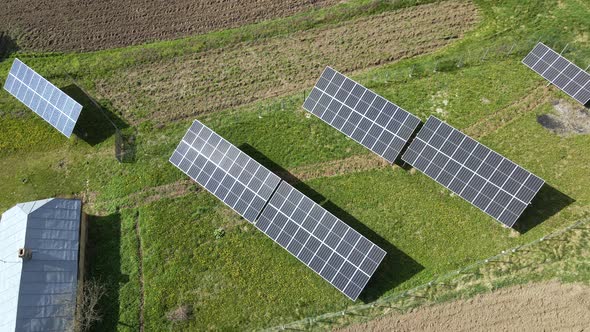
[255,181,386,300]
[169,120,281,222]
[303,67,421,163]
[3,58,83,137]
[170,121,386,300]
[402,116,545,227]
[522,42,590,105]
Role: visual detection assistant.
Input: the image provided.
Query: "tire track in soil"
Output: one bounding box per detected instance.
[95,1,479,126]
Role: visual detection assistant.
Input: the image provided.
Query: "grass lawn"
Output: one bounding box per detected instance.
[0,0,589,330]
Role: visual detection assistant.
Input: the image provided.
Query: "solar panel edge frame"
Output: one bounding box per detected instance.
[303,66,422,164]
[538,41,590,83]
[253,178,284,223]
[324,65,422,123]
[401,115,545,228]
[256,211,373,301]
[3,58,83,138]
[256,180,386,301]
[415,115,546,227]
[168,120,282,223]
[519,41,549,66]
[331,66,423,159]
[522,42,590,105]
[427,116,546,193]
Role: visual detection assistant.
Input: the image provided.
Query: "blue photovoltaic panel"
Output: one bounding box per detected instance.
[169,120,281,222]
[256,181,386,300]
[3,58,83,137]
[402,116,545,228]
[522,42,590,105]
[303,66,421,163]
[171,121,387,300]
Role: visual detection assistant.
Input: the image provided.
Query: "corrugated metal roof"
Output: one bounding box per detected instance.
[0,198,81,332]
[16,199,54,216]
[0,206,28,332]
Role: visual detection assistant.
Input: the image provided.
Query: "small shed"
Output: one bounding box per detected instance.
[0,198,87,332]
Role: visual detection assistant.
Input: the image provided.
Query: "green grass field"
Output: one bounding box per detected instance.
[1,0,590,330]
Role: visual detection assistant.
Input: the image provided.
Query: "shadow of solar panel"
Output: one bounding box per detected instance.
[402,116,545,227]
[169,120,281,222]
[255,181,386,300]
[3,58,83,137]
[303,66,421,163]
[522,42,590,105]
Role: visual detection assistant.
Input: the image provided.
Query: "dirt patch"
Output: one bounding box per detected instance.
[340,281,590,332]
[280,154,390,183]
[95,1,479,125]
[0,0,338,52]
[166,305,193,323]
[87,179,195,213]
[464,85,551,139]
[129,180,196,207]
[537,99,590,136]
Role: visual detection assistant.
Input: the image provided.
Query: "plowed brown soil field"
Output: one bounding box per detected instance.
[340,281,590,332]
[0,0,337,52]
[95,1,479,125]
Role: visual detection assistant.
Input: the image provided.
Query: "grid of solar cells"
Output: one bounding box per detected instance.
[303,66,421,163]
[255,181,386,300]
[169,120,281,223]
[402,116,545,227]
[3,58,83,137]
[522,42,590,105]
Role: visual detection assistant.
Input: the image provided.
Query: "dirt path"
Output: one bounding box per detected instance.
[463,85,552,139]
[340,281,590,332]
[281,154,390,183]
[95,1,479,125]
[0,0,338,52]
[88,153,390,212]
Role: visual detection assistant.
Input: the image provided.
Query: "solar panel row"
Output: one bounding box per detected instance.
[0,44,555,302]
[303,67,421,163]
[169,121,281,222]
[402,116,544,227]
[169,121,386,300]
[256,181,386,301]
[3,59,83,137]
[522,42,590,105]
